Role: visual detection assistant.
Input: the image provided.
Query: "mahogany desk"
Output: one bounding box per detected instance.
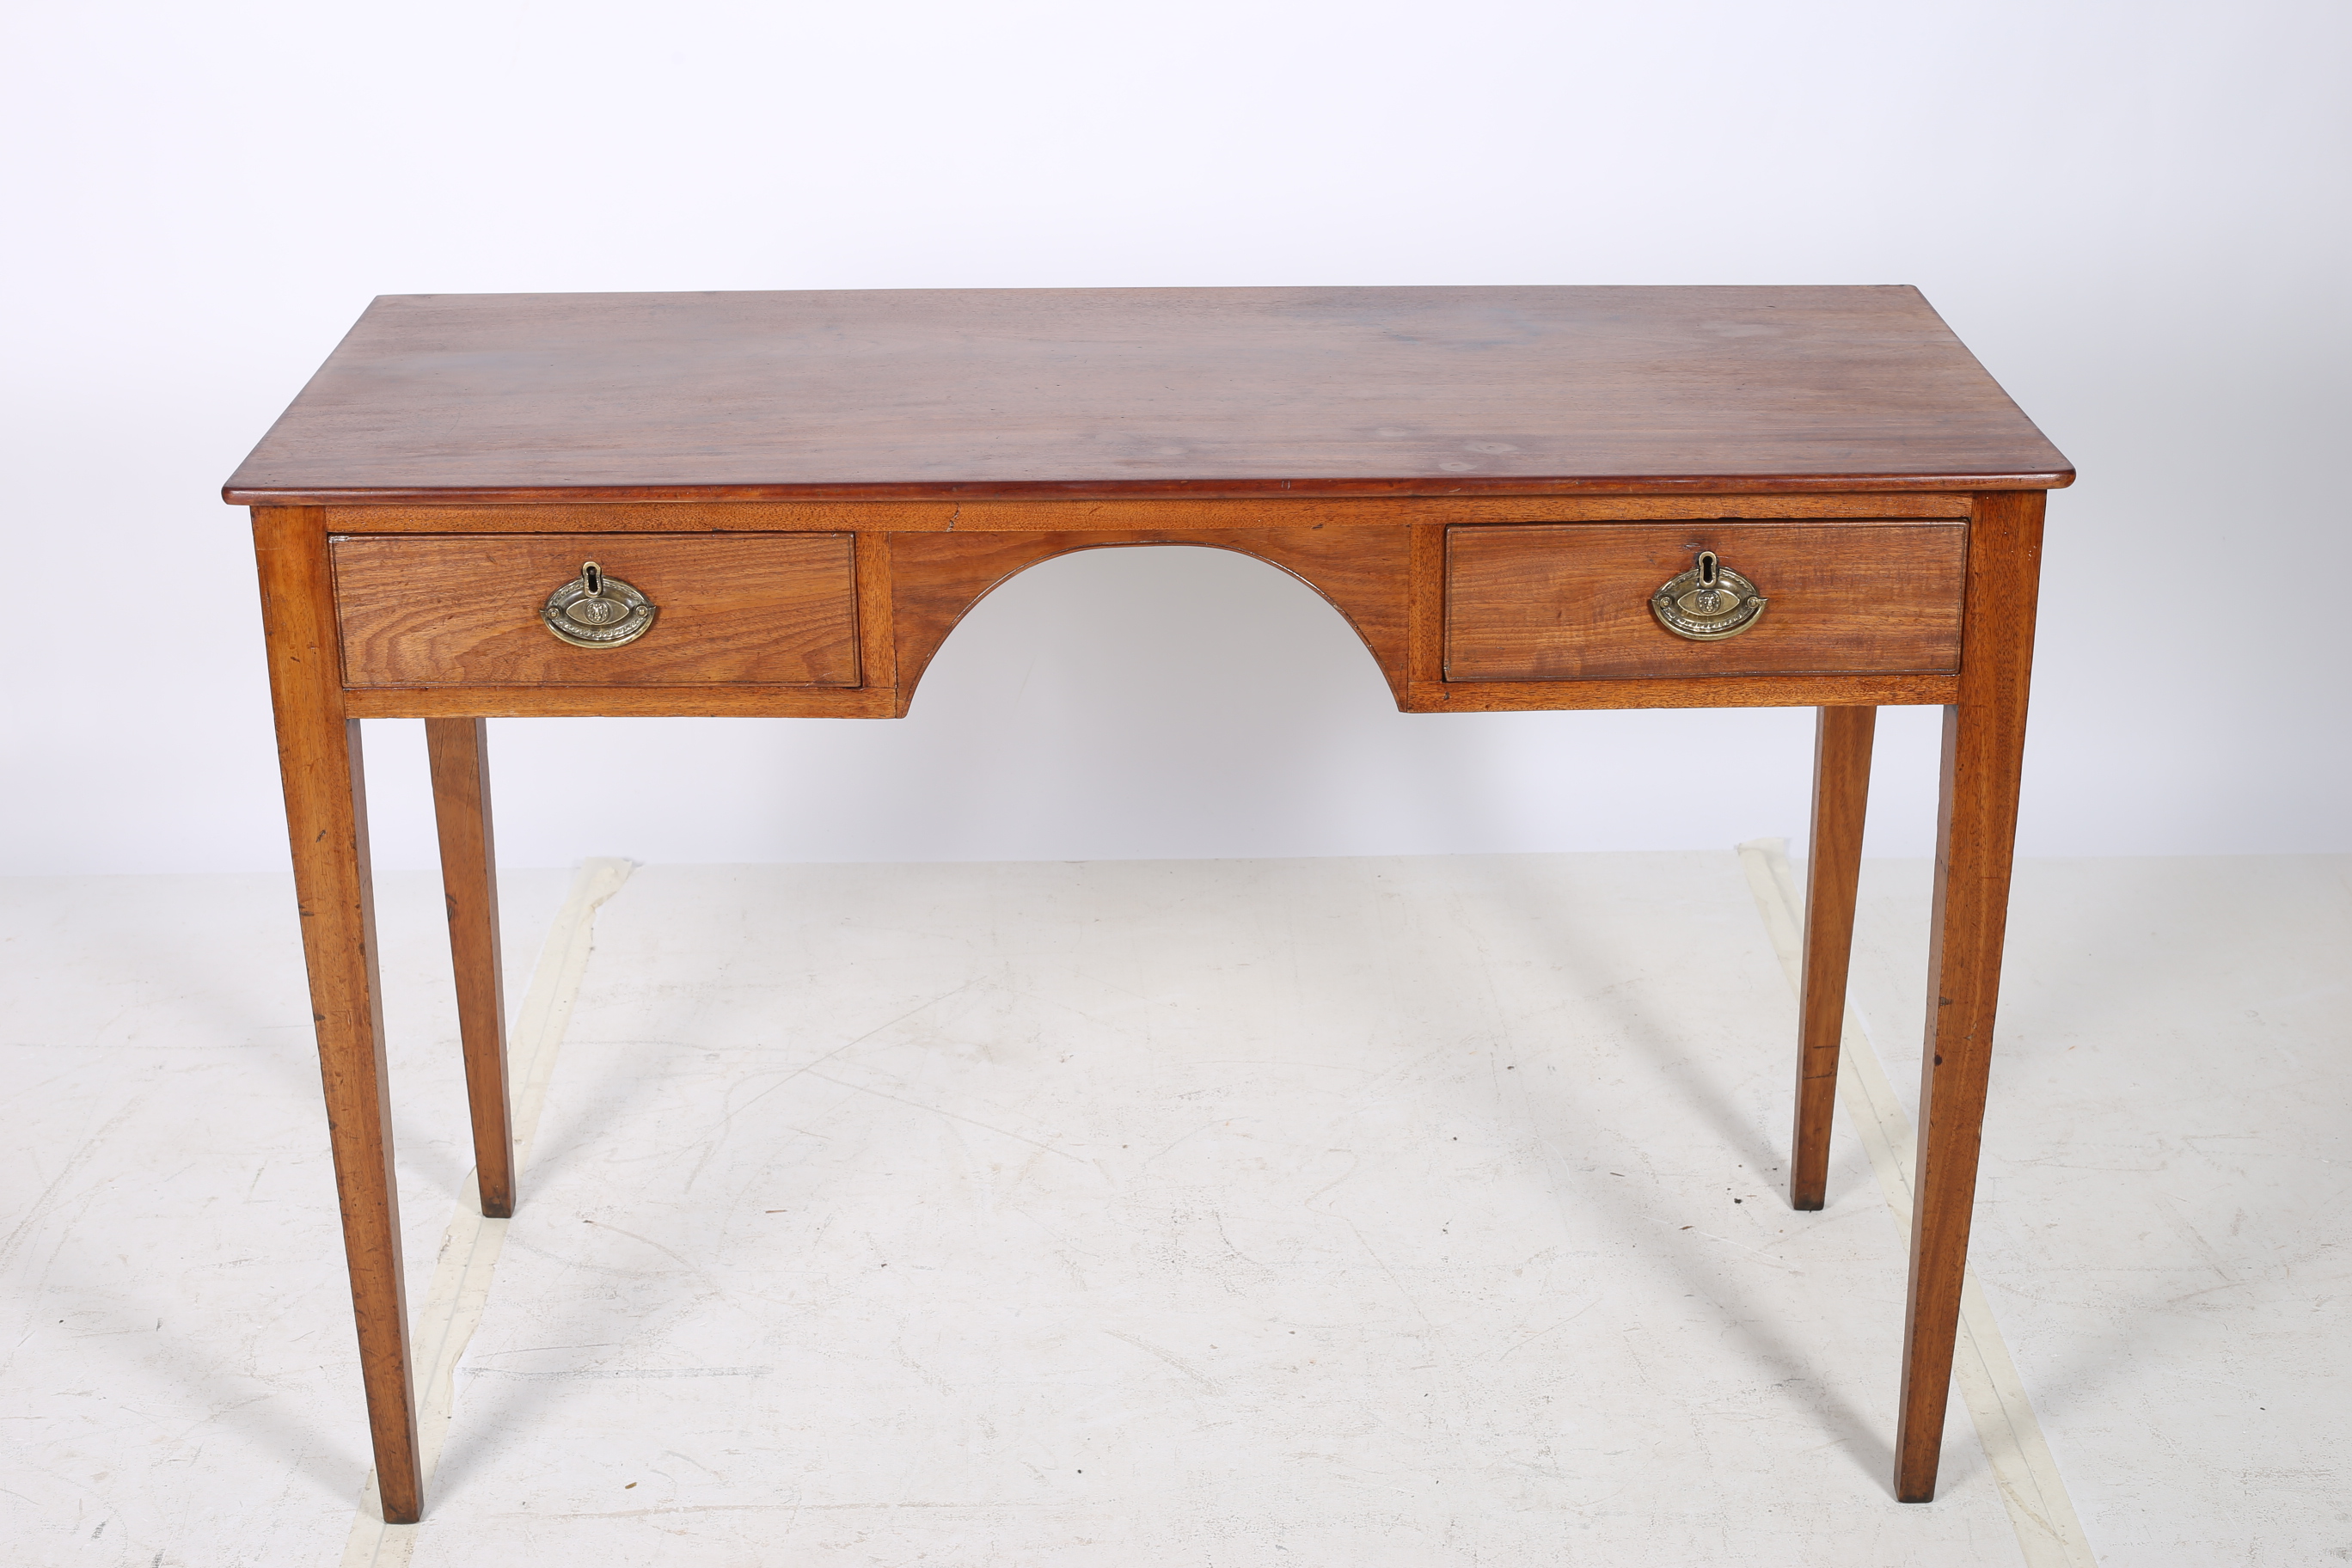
[225,285,2071,1522]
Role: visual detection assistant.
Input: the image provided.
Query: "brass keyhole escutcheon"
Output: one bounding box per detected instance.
[1651,550,1767,641]
[542,560,658,648]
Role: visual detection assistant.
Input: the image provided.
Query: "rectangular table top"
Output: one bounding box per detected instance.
[223,285,2071,505]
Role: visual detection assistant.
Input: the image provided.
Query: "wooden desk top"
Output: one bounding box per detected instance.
[224,285,2071,506]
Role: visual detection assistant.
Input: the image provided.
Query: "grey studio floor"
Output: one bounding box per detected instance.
[4,850,2348,1566]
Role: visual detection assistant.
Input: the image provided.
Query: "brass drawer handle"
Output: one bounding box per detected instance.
[542,560,658,647]
[1651,550,1767,641]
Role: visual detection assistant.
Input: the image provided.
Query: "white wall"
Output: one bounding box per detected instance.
[4,0,2345,876]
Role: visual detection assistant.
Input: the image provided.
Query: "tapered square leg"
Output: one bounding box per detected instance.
[1894,490,2044,1504]
[254,507,424,1523]
[1791,705,1876,1211]
[426,718,514,1219]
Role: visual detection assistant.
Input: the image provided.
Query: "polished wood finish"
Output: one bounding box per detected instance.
[426,718,513,1219]
[251,506,423,1524]
[1404,671,1956,713]
[343,684,900,720]
[235,287,2064,1519]
[1792,707,1877,1211]
[1407,523,1449,687]
[1442,523,1966,683]
[341,672,1961,720]
[888,528,1412,708]
[854,531,899,700]
[331,534,860,689]
[1896,489,2045,1502]
[317,491,1975,536]
[225,288,2071,505]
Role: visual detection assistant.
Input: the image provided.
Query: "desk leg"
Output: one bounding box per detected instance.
[1893,490,2043,1503]
[426,719,514,1219]
[254,507,425,1523]
[1792,705,1875,1210]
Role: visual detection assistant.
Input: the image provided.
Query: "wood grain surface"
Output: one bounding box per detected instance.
[1443,522,1966,682]
[854,531,898,700]
[315,491,1974,536]
[1895,488,2046,1502]
[1792,706,1877,1211]
[1402,671,1957,712]
[234,287,2076,1527]
[425,718,514,1219]
[889,528,1412,709]
[332,534,860,688]
[1407,523,1449,686]
[342,685,902,720]
[224,287,2072,505]
[251,507,424,1522]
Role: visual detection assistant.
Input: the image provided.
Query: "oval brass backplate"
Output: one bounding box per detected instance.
[1651,551,1767,641]
[542,560,658,648]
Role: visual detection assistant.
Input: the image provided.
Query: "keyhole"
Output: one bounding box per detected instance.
[1697,551,1719,589]
[582,561,604,598]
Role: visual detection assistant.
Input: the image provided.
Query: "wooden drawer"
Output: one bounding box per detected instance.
[331,534,860,688]
[1443,522,1965,682]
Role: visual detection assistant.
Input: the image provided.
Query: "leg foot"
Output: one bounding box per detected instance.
[1791,705,1875,1211]
[255,508,425,1521]
[1891,489,2043,1503]
[426,717,515,1218]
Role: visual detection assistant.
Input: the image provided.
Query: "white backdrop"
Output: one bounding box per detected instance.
[3,0,2345,876]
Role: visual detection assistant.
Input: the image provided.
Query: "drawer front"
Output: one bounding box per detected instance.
[1443,522,1965,682]
[333,533,860,688]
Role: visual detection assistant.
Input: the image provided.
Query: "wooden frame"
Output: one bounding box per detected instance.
[236,285,2066,1522]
